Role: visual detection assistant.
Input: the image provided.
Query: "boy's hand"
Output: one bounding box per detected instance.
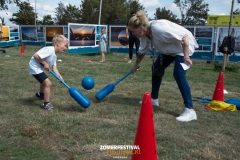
[58,75,63,82]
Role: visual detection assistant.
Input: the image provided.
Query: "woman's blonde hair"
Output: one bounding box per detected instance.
[128,10,149,30]
[52,34,68,45]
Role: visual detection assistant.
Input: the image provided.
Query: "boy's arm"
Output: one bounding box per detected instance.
[33,53,50,71]
[52,65,63,81]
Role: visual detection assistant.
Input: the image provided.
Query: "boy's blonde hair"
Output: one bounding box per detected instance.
[52,34,68,45]
[128,10,149,30]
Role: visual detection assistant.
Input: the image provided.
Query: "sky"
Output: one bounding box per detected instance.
[0,0,239,26]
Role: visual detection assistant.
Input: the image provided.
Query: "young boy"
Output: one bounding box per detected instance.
[28,34,68,110]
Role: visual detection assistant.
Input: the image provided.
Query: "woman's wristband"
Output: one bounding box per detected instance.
[184,56,190,60]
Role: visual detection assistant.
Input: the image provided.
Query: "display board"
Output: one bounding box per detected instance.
[0,25,20,47]
[20,25,45,46]
[68,23,107,54]
[0,24,239,62]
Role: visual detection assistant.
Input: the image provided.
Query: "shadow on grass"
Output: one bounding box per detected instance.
[60,104,87,112]
[17,96,42,107]
[153,107,180,117]
[88,59,127,63]
[95,95,180,117]
[17,96,87,113]
[93,95,140,106]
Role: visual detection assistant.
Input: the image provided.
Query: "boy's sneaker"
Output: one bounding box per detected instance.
[42,103,54,110]
[128,60,132,63]
[36,92,44,99]
[176,108,197,122]
[139,98,159,106]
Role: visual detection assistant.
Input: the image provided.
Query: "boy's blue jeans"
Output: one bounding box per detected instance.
[151,54,193,109]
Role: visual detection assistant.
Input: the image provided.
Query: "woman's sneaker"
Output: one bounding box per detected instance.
[139,98,159,106]
[42,103,54,110]
[35,92,44,99]
[176,108,197,122]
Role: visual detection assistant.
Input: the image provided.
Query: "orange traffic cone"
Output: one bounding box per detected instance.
[20,43,24,54]
[211,72,224,101]
[131,92,158,160]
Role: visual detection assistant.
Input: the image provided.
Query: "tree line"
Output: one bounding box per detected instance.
[0,0,239,26]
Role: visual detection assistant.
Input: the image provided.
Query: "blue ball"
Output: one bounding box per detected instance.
[81,76,95,90]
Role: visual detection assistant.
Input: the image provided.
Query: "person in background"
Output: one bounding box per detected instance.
[128,10,199,122]
[99,27,107,62]
[28,34,68,110]
[126,11,140,63]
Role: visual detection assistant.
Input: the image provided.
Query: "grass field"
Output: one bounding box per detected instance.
[0,46,239,160]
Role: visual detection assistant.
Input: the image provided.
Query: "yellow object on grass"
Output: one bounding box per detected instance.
[208,100,237,112]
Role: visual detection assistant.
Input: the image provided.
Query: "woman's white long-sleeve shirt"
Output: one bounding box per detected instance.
[138,19,199,56]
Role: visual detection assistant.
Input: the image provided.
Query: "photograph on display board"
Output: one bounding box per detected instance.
[110,26,128,47]
[194,27,213,52]
[21,26,37,41]
[96,34,101,45]
[37,26,45,41]
[217,27,240,55]
[63,26,68,38]
[195,27,213,38]
[10,26,19,32]
[0,26,9,41]
[96,26,101,45]
[69,24,95,46]
[96,25,102,35]
[46,26,64,42]
[9,26,19,41]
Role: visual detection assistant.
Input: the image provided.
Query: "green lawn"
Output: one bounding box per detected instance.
[0,46,239,160]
